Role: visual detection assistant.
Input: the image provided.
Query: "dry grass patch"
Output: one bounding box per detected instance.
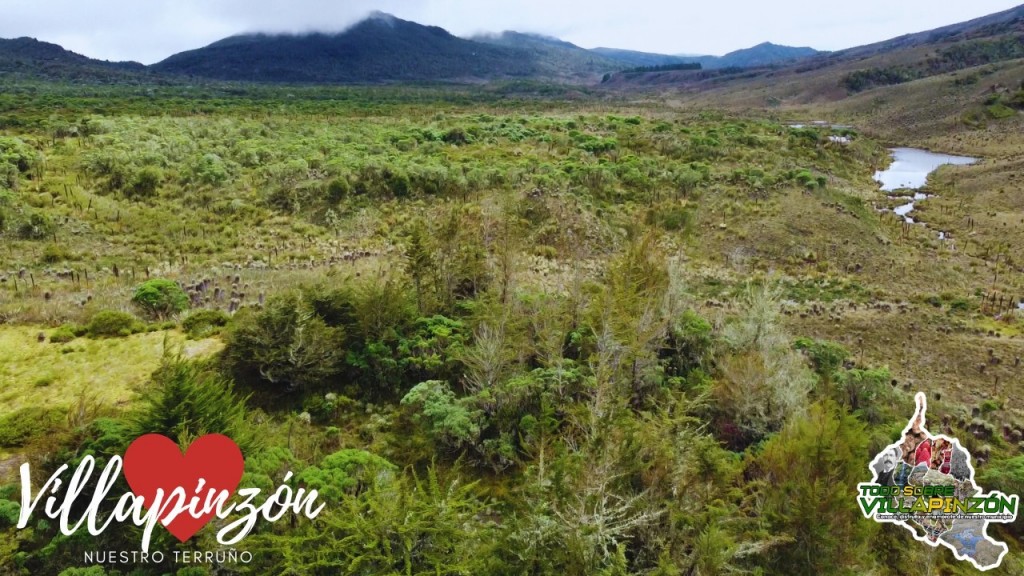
[0,326,223,417]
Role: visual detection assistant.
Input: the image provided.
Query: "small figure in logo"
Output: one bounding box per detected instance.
[915,438,933,469]
[900,395,931,465]
[932,438,953,475]
[918,517,953,542]
[875,446,902,486]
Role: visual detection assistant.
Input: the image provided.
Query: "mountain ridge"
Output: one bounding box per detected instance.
[6,7,1020,86]
[151,14,541,83]
[0,36,155,83]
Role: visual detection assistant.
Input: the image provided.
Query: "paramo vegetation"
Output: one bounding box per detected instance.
[1,83,1023,575]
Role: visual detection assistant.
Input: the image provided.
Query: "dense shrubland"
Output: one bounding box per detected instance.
[1,84,1022,575]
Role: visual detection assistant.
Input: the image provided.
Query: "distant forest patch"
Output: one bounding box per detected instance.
[841,34,1024,93]
[622,62,702,73]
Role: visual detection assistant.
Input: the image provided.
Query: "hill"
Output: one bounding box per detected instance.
[594,42,821,70]
[152,12,622,83]
[0,37,148,83]
[472,31,619,78]
[590,47,691,67]
[703,41,821,68]
[152,12,533,83]
[3,20,821,86]
[609,3,1024,107]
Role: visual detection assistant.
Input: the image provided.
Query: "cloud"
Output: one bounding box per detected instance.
[0,0,1020,64]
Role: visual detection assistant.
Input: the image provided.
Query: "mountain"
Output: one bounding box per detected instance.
[590,47,692,68]
[829,2,1024,59]
[472,31,619,78]
[151,10,821,85]
[607,3,1024,98]
[0,37,147,83]
[153,12,538,83]
[706,42,821,68]
[593,42,821,70]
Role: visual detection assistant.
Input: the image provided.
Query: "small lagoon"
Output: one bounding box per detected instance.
[874,148,977,192]
[874,148,977,224]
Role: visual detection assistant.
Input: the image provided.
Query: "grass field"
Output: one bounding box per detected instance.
[0,326,222,417]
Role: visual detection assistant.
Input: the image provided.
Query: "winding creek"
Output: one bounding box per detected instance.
[873,148,978,224]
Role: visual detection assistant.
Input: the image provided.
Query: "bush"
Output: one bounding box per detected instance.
[182,309,230,339]
[132,278,189,319]
[442,127,470,145]
[0,406,64,447]
[755,401,871,573]
[793,338,849,380]
[41,243,72,263]
[401,380,482,450]
[664,310,714,375]
[298,449,396,501]
[86,310,141,338]
[949,298,971,312]
[50,324,78,343]
[647,204,694,232]
[126,166,162,198]
[326,177,351,203]
[977,456,1024,537]
[16,212,53,240]
[131,357,256,453]
[225,292,345,391]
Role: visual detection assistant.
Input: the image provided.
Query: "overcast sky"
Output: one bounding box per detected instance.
[1,0,1022,64]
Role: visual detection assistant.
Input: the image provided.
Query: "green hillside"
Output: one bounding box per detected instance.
[1,6,1024,576]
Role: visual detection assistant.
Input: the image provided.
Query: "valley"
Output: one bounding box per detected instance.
[1,5,1024,575]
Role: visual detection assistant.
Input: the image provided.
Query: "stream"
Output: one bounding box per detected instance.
[874,148,978,225]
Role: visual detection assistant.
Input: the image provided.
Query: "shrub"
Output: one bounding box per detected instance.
[131,357,256,453]
[755,401,871,573]
[977,456,1024,538]
[126,166,163,198]
[298,449,396,501]
[50,324,78,343]
[41,243,71,263]
[793,338,849,380]
[442,127,470,145]
[647,204,694,232]
[0,406,64,447]
[182,309,230,339]
[949,298,971,312]
[86,310,140,338]
[132,278,189,319]
[326,177,351,203]
[986,103,1017,119]
[664,310,714,374]
[16,212,53,240]
[224,292,345,391]
[401,380,482,450]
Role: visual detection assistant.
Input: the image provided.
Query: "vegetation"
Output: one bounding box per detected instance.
[131,279,189,319]
[0,38,1022,573]
[622,62,702,73]
[842,35,1024,93]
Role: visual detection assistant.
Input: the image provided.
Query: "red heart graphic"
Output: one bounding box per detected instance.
[123,434,244,542]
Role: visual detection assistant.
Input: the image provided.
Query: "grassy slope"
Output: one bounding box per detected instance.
[0,327,222,418]
[622,42,1024,407]
[2,83,1022,415]
[1,80,1021,458]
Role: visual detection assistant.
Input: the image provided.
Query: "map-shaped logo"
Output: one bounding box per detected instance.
[858,393,1018,571]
